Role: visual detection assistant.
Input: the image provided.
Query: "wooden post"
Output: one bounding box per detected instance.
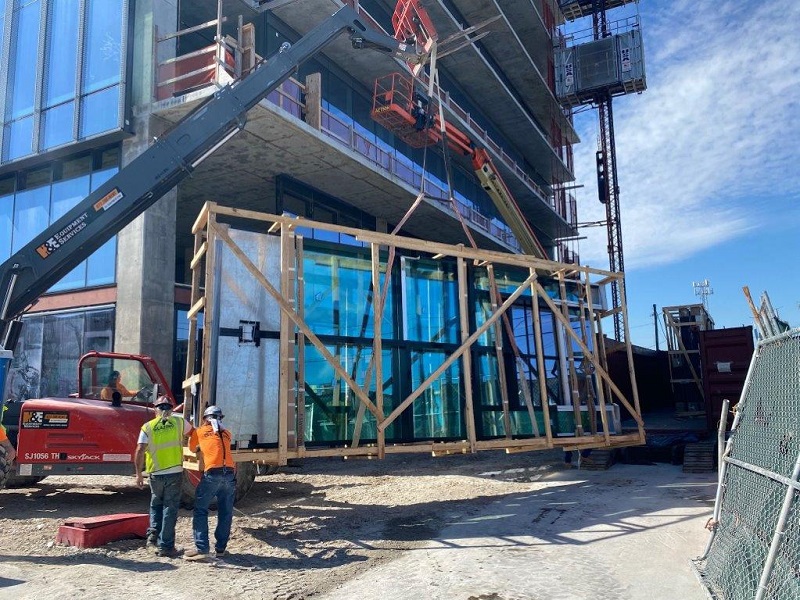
[558,273,584,437]
[371,243,385,458]
[278,226,296,464]
[304,73,322,130]
[296,237,306,448]
[619,277,645,440]
[457,257,477,452]
[487,265,512,438]
[529,269,553,445]
[583,269,610,444]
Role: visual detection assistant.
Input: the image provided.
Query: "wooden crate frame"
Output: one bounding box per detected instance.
[183,202,645,464]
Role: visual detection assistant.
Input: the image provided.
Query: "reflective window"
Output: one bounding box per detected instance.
[6,0,40,120]
[81,0,123,94]
[43,0,79,107]
[41,102,75,150]
[303,249,394,339]
[410,350,463,439]
[1,146,118,291]
[1,0,128,164]
[12,183,50,253]
[9,307,115,400]
[0,177,14,262]
[85,164,118,285]
[80,86,121,138]
[402,258,459,344]
[4,116,34,160]
[48,169,90,291]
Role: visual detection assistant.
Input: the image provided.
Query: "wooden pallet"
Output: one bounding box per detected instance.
[683,440,716,473]
[579,448,616,471]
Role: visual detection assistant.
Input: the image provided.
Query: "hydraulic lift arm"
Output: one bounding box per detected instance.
[471,149,547,259]
[0,6,425,350]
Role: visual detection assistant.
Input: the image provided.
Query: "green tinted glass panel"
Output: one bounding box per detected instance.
[409,350,463,439]
[402,258,458,344]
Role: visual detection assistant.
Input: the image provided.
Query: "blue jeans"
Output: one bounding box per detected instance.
[147,472,183,551]
[193,468,236,553]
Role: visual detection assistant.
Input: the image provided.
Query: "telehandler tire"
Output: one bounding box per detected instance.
[0,444,11,490]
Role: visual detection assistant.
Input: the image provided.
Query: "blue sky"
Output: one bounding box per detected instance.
[564,0,800,349]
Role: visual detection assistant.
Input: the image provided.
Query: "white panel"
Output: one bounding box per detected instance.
[212,229,282,446]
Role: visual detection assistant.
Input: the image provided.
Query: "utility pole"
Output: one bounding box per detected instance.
[652,303,659,351]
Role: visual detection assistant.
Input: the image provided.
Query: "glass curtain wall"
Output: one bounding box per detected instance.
[0,145,119,289]
[8,306,114,401]
[292,241,599,446]
[1,0,128,164]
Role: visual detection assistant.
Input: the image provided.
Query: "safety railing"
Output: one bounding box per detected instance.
[320,107,521,252]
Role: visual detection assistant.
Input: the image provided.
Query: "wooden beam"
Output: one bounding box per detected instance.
[379,271,538,432]
[529,269,553,445]
[457,257,477,452]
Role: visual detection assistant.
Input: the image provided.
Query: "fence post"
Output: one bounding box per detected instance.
[754,448,800,600]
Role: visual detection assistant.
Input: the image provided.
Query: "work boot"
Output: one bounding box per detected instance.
[184,548,209,561]
[157,546,183,558]
[214,548,227,559]
[146,533,158,548]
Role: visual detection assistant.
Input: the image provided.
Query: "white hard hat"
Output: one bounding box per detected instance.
[203,405,224,419]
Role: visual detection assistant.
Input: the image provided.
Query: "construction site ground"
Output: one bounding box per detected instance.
[0,449,716,600]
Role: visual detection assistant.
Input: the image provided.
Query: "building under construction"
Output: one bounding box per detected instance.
[0,0,647,458]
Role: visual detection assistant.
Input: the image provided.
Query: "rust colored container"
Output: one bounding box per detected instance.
[699,326,754,432]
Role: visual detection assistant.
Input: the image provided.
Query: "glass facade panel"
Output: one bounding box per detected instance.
[41,102,75,150]
[7,0,40,120]
[410,350,463,439]
[48,172,90,291]
[43,0,79,107]
[303,249,393,339]
[9,307,115,400]
[402,259,458,344]
[4,116,34,160]
[302,343,397,444]
[80,86,121,138]
[0,190,13,262]
[1,147,118,290]
[12,183,50,252]
[85,165,118,285]
[81,0,123,94]
[1,0,127,164]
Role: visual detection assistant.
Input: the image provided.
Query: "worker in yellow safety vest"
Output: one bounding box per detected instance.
[134,397,193,558]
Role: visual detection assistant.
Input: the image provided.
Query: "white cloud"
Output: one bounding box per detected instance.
[570,0,800,269]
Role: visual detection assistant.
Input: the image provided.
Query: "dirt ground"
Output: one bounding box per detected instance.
[0,449,716,600]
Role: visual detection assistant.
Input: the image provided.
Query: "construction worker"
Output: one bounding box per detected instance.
[101,370,137,401]
[134,397,193,558]
[184,404,236,561]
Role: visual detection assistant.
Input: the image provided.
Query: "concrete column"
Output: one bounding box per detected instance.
[115,113,177,379]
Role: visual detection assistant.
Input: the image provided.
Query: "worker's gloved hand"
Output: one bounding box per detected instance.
[135,472,145,489]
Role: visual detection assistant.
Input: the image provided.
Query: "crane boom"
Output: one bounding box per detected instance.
[0,6,425,349]
[472,149,546,259]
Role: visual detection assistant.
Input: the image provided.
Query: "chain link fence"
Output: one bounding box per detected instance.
[693,329,800,600]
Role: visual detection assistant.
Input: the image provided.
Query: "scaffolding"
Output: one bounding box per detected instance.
[662,304,714,414]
